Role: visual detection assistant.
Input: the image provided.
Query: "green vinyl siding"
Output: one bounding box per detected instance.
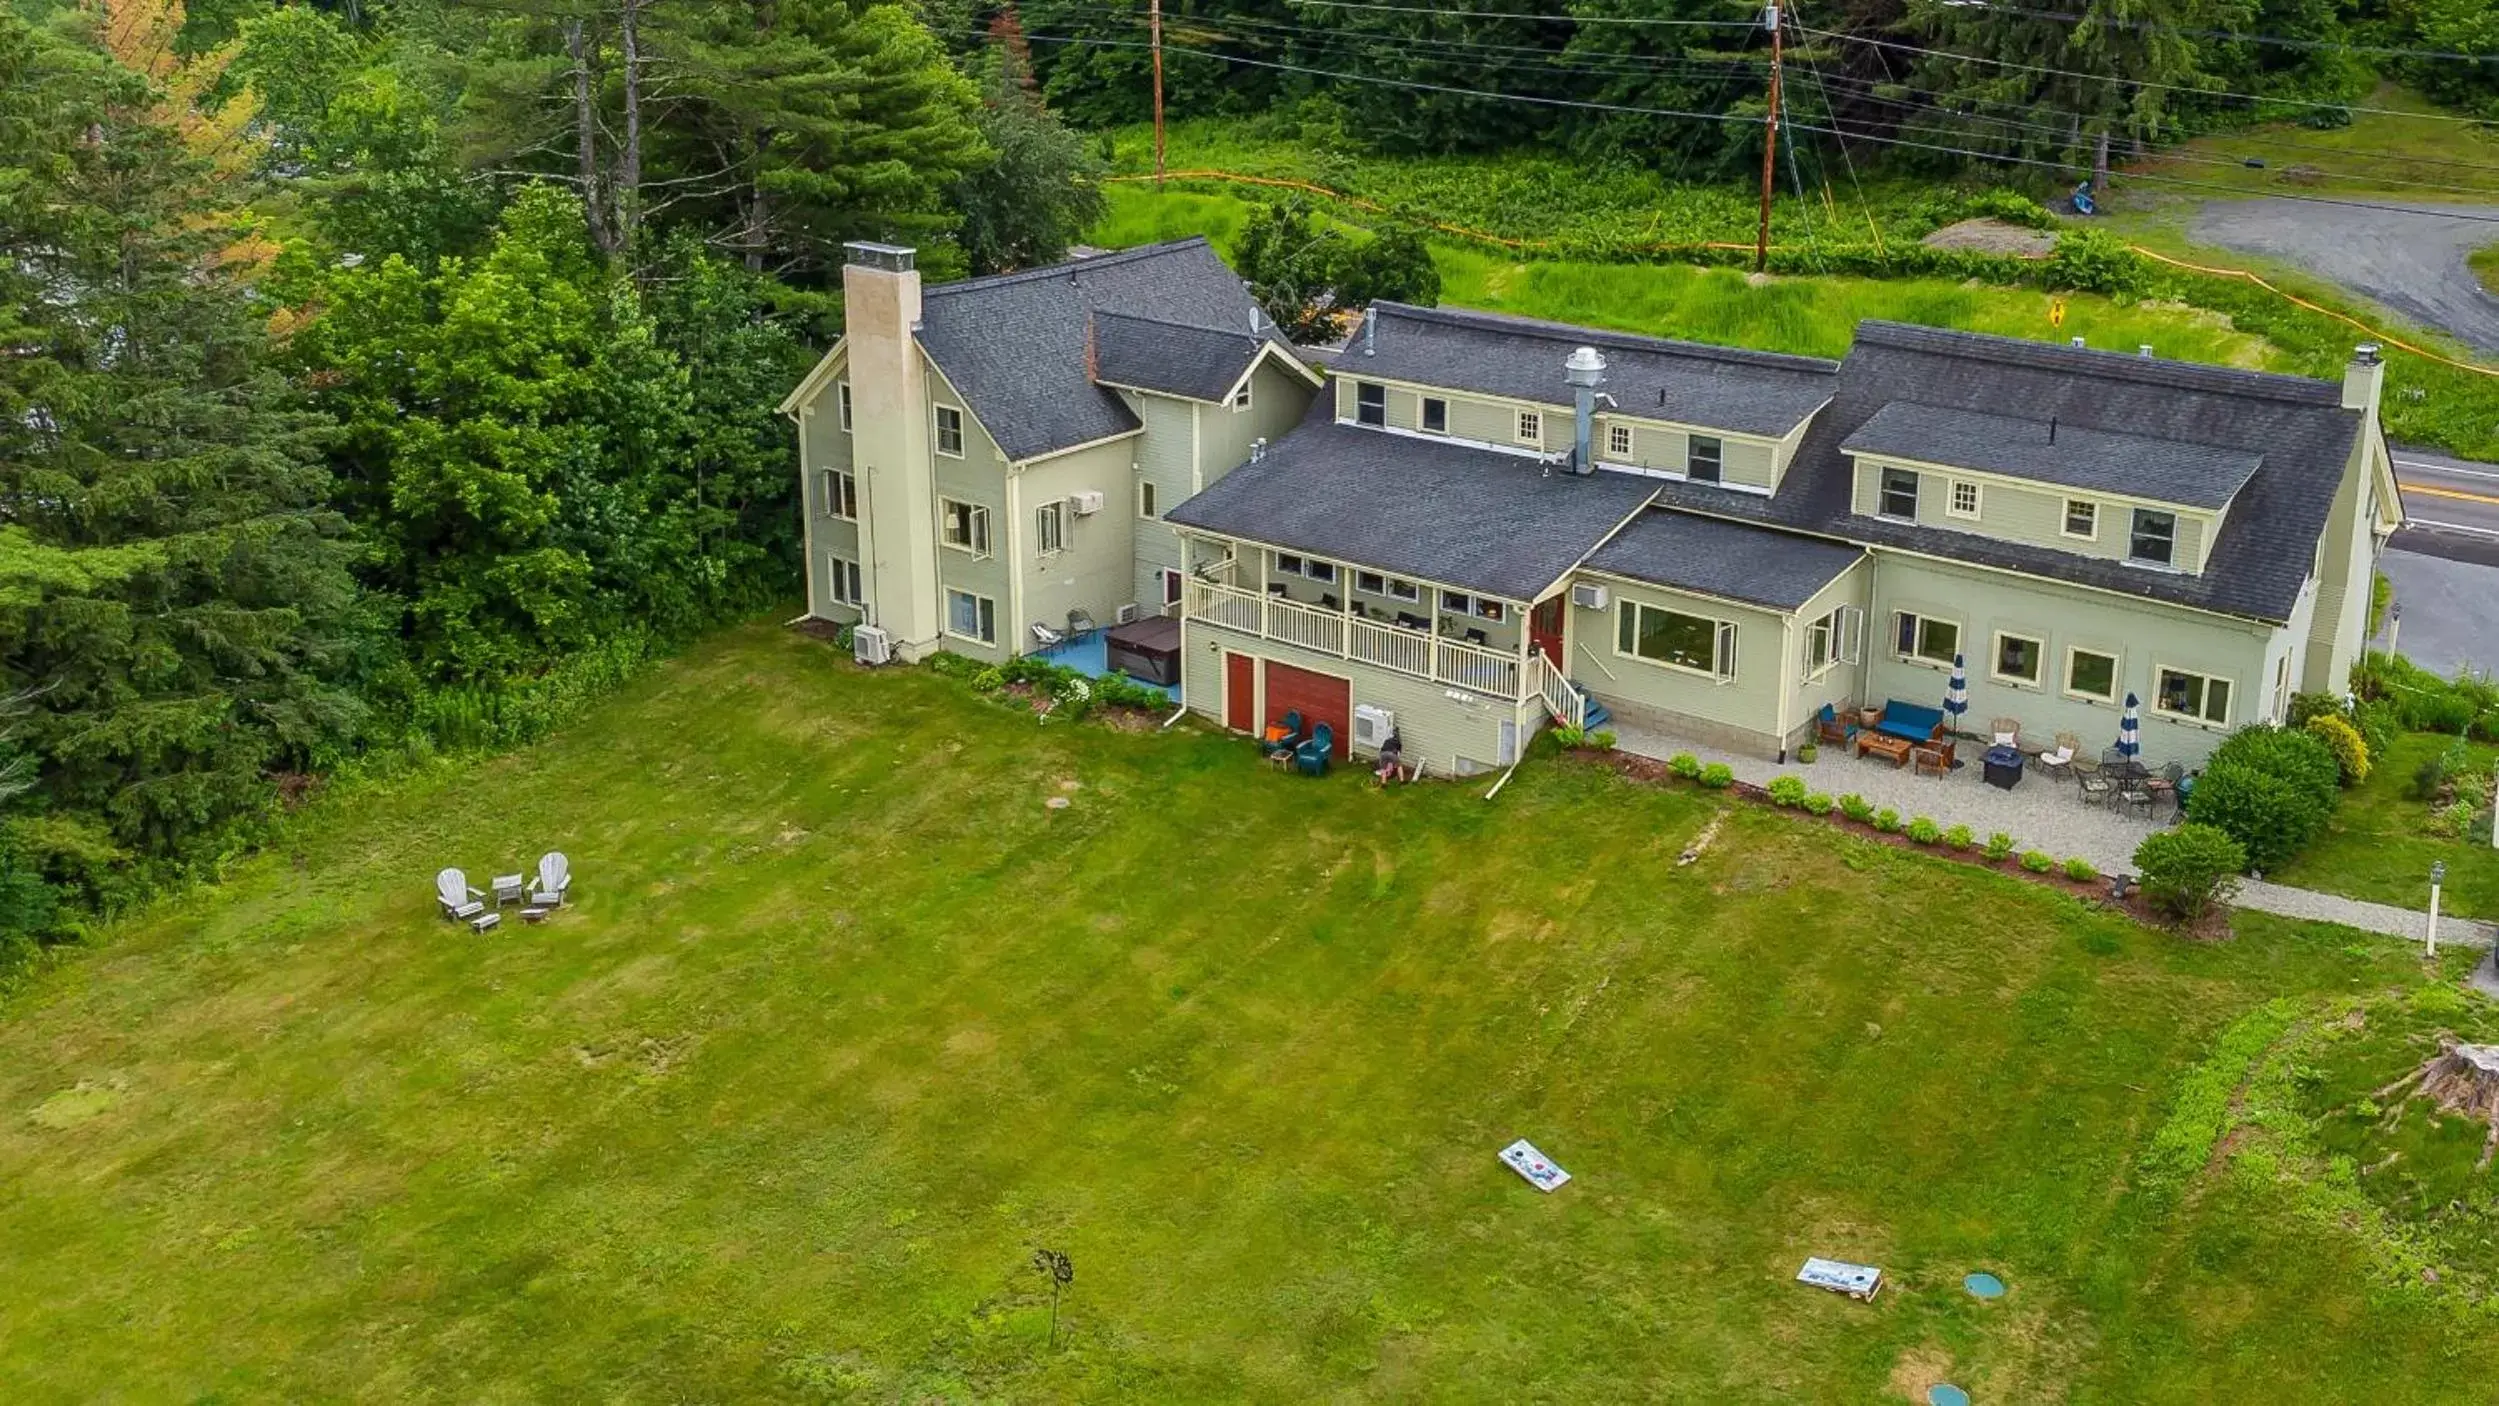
[1569,577,1791,755]
[798,352,864,623]
[927,358,1012,663]
[1594,418,1777,491]
[1848,457,2216,569]
[1020,437,1137,646]
[1130,393,1196,611]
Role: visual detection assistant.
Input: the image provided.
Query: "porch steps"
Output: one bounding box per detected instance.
[1572,683,1611,731]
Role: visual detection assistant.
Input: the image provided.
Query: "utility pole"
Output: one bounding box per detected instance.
[1754,4,1783,274]
[1151,0,1166,186]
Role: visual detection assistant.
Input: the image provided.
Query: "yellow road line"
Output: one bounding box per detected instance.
[2405,483,2499,507]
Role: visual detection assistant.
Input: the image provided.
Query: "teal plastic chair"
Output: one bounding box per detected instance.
[1294,722,1334,776]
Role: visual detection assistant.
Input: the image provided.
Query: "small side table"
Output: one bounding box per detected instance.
[521,907,551,924]
[470,911,502,934]
[492,873,526,906]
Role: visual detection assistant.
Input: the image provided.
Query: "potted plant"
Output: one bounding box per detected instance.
[1797,741,1819,764]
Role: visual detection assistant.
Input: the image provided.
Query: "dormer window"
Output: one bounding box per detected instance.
[1516,410,1542,445]
[2129,509,2177,567]
[1947,481,1981,519]
[1231,380,1252,410]
[1356,382,1385,426]
[1607,423,1633,458]
[2063,498,2097,539]
[1687,436,1722,483]
[1422,397,1448,434]
[1878,467,1919,520]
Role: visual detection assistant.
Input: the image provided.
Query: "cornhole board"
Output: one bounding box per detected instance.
[1797,1257,1882,1300]
[1498,1139,1570,1192]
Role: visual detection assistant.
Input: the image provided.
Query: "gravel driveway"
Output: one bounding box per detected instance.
[2190,199,2499,354]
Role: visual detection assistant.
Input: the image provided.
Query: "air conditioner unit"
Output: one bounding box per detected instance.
[1069,490,1106,516]
[1115,602,1140,625]
[852,624,892,666]
[1570,582,1609,610]
[1352,704,1395,752]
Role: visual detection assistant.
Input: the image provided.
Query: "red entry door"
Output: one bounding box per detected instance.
[1529,597,1567,671]
[1224,651,1256,733]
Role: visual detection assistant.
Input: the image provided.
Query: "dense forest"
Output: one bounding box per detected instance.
[0,0,2492,961]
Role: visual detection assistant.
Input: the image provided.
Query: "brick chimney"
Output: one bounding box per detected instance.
[841,242,942,656]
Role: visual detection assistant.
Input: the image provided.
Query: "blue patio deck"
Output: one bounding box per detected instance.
[1033,630,1180,701]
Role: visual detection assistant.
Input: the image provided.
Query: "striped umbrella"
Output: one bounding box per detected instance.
[2116,692,2142,760]
[1942,653,1970,730]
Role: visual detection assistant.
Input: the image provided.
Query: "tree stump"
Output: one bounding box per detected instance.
[2378,1040,2499,1169]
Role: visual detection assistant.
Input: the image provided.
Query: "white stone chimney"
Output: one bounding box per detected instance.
[842,242,942,656]
[2342,342,2385,413]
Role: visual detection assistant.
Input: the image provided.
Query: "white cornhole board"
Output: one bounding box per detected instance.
[1499,1139,1570,1192]
[1797,1257,1883,1300]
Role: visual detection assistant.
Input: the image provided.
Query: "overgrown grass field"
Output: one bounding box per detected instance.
[2276,732,2499,921]
[4,622,2498,1399]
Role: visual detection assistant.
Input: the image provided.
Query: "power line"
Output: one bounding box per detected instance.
[1287,1,1762,30]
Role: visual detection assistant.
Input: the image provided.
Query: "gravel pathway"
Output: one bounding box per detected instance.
[1609,721,2499,947]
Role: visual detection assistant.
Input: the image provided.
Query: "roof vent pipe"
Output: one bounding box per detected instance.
[1563,345,1608,476]
[2048,415,2057,445]
[1250,437,1267,464]
[1361,308,1377,357]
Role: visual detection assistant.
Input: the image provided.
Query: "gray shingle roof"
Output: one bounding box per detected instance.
[1344,302,1840,438]
[1091,309,1274,402]
[1164,410,1656,602]
[1631,321,2364,623]
[917,239,1263,461]
[1585,509,1866,610]
[1840,400,2264,510]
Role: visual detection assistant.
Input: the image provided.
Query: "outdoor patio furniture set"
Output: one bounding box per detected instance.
[1817,704,2193,818]
[1259,710,1335,777]
[435,852,571,933]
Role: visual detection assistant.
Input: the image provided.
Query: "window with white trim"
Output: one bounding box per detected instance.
[1991,630,2043,686]
[1617,600,1737,679]
[1948,480,1982,519]
[1356,382,1385,426]
[1305,559,1338,585]
[1387,578,1420,603]
[2063,498,2097,539]
[2065,647,2119,703]
[822,470,857,520]
[1802,605,1861,676]
[1422,397,1448,434]
[1607,423,1633,458]
[2129,508,2176,566]
[1231,379,1252,410]
[946,589,995,644]
[1275,551,1304,576]
[2155,665,2232,725]
[940,497,990,556]
[2272,651,2293,722]
[1515,409,1542,445]
[1162,568,1185,606]
[1878,466,1919,519]
[1138,480,1158,519]
[1355,570,1386,595]
[827,554,862,607]
[1687,435,1722,483]
[837,380,852,432]
[1035,500,1066,556]
[934,404,965,457]
[1892,610,1959,666]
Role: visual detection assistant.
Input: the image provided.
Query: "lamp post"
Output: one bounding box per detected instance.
[2428,860,2448,959]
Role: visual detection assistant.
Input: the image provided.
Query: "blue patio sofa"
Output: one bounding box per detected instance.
[1874,701,1946,743]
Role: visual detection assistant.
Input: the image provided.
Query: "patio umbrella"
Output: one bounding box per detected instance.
[2116,692,2142,760]
[1943,653,1970,730]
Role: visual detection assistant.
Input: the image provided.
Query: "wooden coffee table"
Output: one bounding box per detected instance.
[1857,731,1914,765]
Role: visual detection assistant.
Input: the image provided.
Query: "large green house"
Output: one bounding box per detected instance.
[783,239,2403,775]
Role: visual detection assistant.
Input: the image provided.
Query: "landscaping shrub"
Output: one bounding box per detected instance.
[2354,650,2499,741]
[1802,791,1834,816]
[1551,725,1586,750]
[1766,776,1809,808]
[2134,824,2247,922]
[2303,713,2371,786]
[1587,730,1617,751]
[1985,832,2016,861]
[1906,817,1942,845]
[2185,763,2327,873]
[2413,736,2467,800]
[1669,752,1703,779]
[2020,850,2056,874]
[1838,793,1874,822]
[1873,807,1901,834]
[2046,228,2145,296]
[2206,725,2342,811]
[925,651,986,680]
[1699,762,1735,789]
[2064,857,2099,883]
[1943,824,1974,851]
[969,666,1006,693]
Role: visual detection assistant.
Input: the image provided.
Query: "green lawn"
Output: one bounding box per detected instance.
[3,622,2497,1400]
[2473,241,2499,298]
[2276,732,2499,922]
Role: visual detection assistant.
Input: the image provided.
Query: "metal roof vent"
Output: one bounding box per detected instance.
[2354,342,2382,366]
[2069,336,2085,349]
[1564,345,1608,388]
[2137,344,2155,358]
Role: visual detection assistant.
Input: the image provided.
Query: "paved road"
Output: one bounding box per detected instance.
[2191,199,2499,354]
[2392,446,2499,567]
[2379,448,2499,677]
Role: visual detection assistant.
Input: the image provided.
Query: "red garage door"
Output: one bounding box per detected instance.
[1264,660,1350,758]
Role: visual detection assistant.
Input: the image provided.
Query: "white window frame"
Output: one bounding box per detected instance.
[1802,604,1860,678]
[1687,435,1723,484]
[1990,629,2044,687]
[2272,651,2293,723]
[1231,379,1253,411]
[1137,479,1158,519]
[2062,498,2097,541]
[1947,480,1982,520]
[945,589,995,645]
[1421,397,1449,434]
[1515,409,1542,446]
[1616,599,1738,682]
[1387,578,1421,603]
[822,470,858,521]
[1877,466,1920,520]
[1274,552,1304,577]
[1891,610,1959,668]
[1161,567,1185,607]
[826,553,863,607]
[1304,559,1338,586]
[837,380,852,432]
[934,404,965,458]
[1355,382,1385,426]
[2064,646,2121,704]
[2152,663,2233,727]
[1606,423,1634,459]
[2128,507,2177,567]
[1355,570,1387,595]
[1035,499,1066,556]
[939,497,991,557]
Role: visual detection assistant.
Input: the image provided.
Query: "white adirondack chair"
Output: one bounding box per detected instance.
[436,868,486,921]
[531,851,571,908]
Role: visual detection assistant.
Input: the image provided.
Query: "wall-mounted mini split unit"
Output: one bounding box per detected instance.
[852,624,892,665]
[1570,582,1610,610]
[1069,490,1106,516]
[1353,704,1395,752]
[1115,602,1140,625]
